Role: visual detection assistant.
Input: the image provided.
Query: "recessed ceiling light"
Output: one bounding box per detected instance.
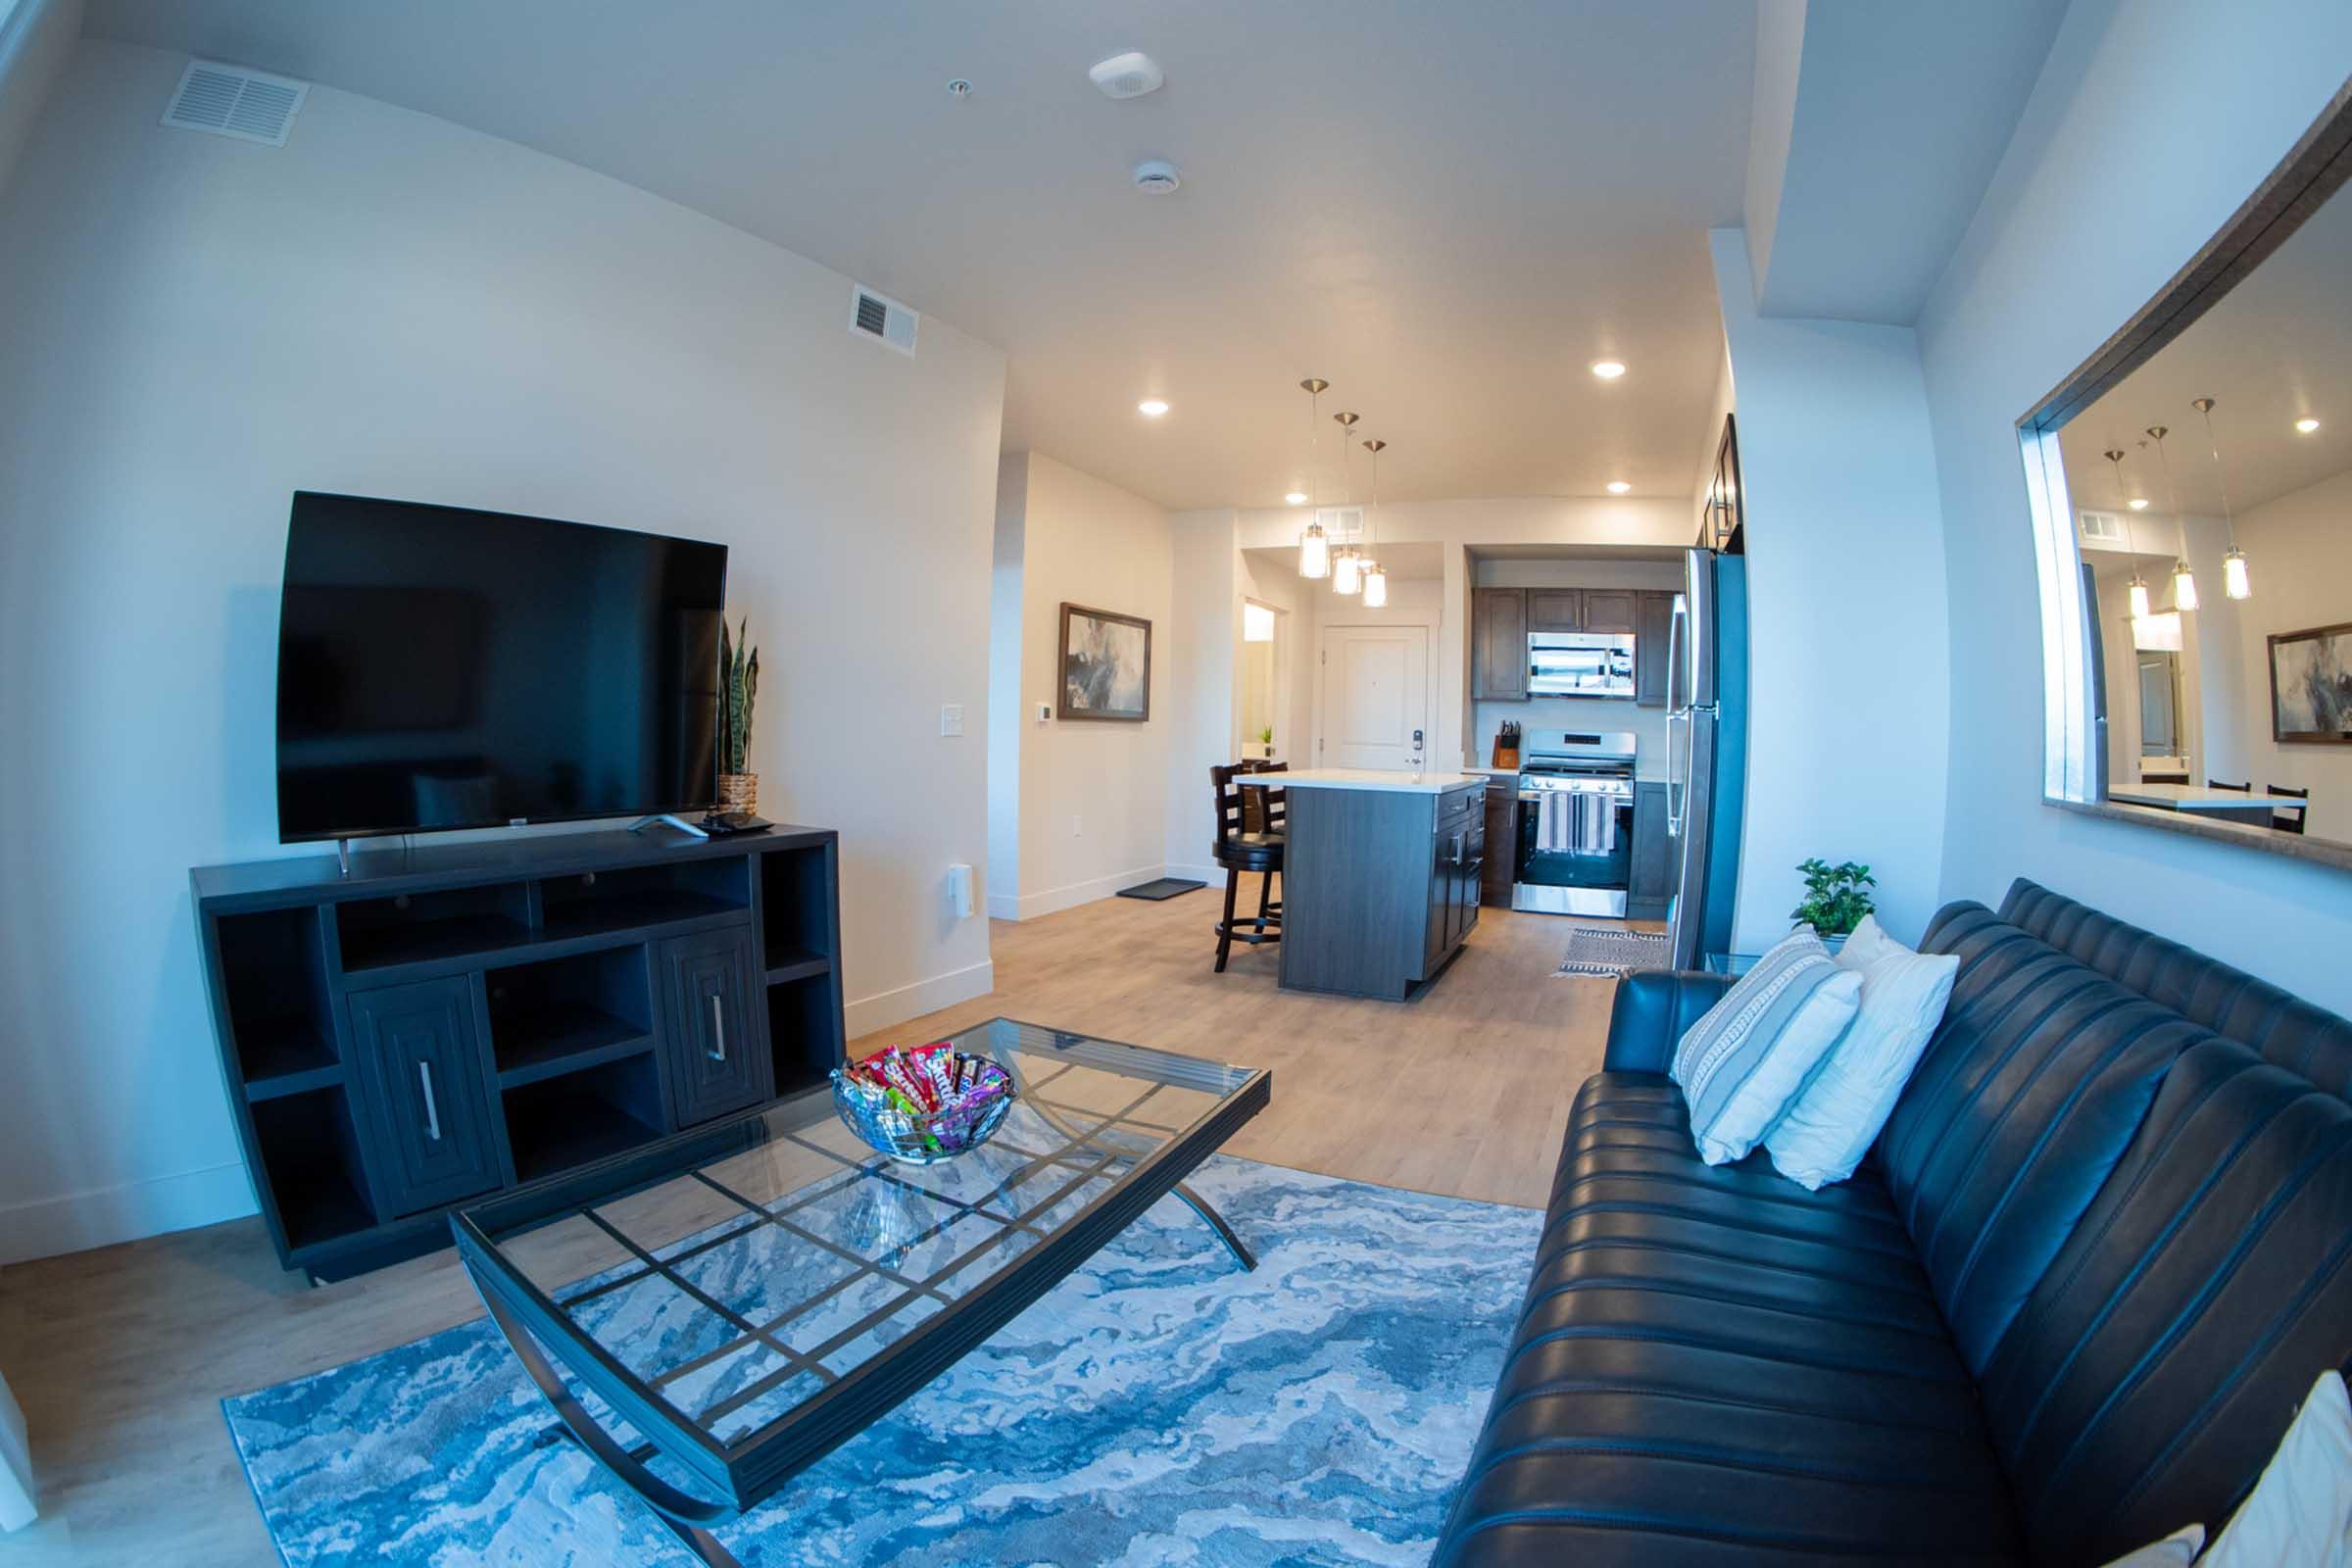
[1284,491,1308,506]
[1591,361,1627,380]
[1137,399,1169,417]
[1605,480,1631,494]
[2295,416,2321,433]
[2129,498,2149,511]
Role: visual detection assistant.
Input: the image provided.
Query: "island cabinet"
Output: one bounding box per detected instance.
[1629,781,1674,918]
[191,826,845,1282]
[1270,775,1488,1001]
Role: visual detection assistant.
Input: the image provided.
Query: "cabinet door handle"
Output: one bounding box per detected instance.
[417,1060,442,1143]
[709,993,727,1063]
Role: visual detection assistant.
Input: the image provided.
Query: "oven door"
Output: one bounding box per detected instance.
[1528,633,1636,698]
[1512,786,1634,915]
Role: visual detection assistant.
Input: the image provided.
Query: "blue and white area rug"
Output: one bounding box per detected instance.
[223,1157,1541,1567]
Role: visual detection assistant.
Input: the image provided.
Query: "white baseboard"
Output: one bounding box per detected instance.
[1004,864,1174,921]
[985,893,1021,920]
[844,958,995,1040]
[1163,861,1225,887]
[0,1159,258,1267]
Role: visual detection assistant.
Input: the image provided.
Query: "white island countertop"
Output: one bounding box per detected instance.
[1235,768,1484,794]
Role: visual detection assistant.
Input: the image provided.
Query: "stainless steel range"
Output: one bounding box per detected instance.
[1512,729,1637,917]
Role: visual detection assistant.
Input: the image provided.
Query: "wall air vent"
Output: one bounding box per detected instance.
[849,284,918,357]
[163,59,309,146]
[2078,510,2127,546]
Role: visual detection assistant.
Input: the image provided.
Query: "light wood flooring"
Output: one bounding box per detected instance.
[0,881,1629,1566]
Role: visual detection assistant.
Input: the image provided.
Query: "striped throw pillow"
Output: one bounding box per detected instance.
[1671,927,1864,1165]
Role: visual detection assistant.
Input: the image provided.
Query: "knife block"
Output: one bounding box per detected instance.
[1491,743,1520,770]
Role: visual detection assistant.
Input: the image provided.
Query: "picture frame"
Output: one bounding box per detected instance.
[1057,603,1152,722]
[2269,620,2352,744]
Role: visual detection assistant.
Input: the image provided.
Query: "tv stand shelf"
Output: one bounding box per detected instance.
[193,826,844,1280]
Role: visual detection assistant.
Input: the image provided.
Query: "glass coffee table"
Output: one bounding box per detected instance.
[452,1017,1269,1567]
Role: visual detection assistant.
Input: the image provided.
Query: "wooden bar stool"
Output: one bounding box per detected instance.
[1210,762,1286,972]
[2269,783,2309,835]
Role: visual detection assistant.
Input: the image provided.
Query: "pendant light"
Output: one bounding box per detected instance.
[1360,438,1389,609]
[2192,397,2251,600]
[2144,424,2197,612]
[2106,447,2152,620]
[1297,379,1331,579]
[1330,411,1363,595]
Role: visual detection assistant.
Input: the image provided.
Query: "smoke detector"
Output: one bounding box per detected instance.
[1089,51,1164,100]
[1132,159,1182,195]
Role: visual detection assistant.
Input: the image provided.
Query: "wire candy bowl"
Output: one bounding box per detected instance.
[830,1054,1017,1165]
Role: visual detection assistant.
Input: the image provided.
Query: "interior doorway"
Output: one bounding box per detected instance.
[1317,622,1429,770]
[1239,599,1285,762]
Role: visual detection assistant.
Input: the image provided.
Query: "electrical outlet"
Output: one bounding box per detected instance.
[940,703,963,737]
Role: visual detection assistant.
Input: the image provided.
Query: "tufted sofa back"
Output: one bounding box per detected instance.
[1889,881,2352,1564]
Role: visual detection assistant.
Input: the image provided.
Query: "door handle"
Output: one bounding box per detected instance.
[417,1060,441,1143]
[709,993,728,1062]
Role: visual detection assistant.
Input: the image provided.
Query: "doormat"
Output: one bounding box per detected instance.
[1116,877,1206,901]
[1554,925,1671,978]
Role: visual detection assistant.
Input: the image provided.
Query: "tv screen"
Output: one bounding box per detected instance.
[275,492,727,842]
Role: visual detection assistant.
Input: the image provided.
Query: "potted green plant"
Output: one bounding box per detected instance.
[717,617,759,813]
[1790,858,1875,949]
[1257,725,1274,759]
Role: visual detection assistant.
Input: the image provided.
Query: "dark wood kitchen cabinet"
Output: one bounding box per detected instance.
[1635,590,1676,708]
[1481,778,1517,906]
[1629,781,1674,919]
[1472,588,1528,701]
[1582,590,1637,633]
[1526,589,1584,632]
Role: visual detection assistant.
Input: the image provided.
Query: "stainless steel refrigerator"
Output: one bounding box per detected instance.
[1665,546,1749,969]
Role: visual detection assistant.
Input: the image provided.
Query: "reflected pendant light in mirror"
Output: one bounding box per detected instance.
[1298,379,1331,579]
[2144,424,2197,612]
[1331,411,1363,595]
[1360,437,1389,609]
[2105,447,2152,620]
[2193,397,2251,600]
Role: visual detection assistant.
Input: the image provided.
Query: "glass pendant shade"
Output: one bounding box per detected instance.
[1333,547,1362,596]
[2223,547,2252,600]
[1361,561,1388,608]
[2171,560,2198,612]
[1299,523,1329,579]
[2128,576,2152,620]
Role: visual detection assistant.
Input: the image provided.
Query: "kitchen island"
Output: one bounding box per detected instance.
[1238,769,1487,1001]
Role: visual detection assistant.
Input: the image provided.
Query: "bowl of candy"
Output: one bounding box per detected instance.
[830,1043,1016,1165]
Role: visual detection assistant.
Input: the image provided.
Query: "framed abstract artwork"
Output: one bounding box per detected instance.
[2270,621,2352,743]
[1057,603,1152,722]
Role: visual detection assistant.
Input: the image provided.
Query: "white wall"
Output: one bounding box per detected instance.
[985,456,1029,917]
[1164,509,1241,883]
[0,40,1006,1261]
[2222,467,2352,839]
[990,453,1173,918]
[1709,228,1954,949]
[1915,0,2352,1012]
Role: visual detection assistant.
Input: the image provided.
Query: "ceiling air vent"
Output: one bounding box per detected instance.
[163,59,309,146]
[2079,510,2127,545]
[849,285,917,357]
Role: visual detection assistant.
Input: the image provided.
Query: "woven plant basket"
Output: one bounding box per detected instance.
[716,772,758,813]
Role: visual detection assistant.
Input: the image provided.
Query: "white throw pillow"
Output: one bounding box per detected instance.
[1764,914,1959,1190]
[2199,1369,2352,1567]
[2100,1525,2205,1566]
[1671,927,1862,1165]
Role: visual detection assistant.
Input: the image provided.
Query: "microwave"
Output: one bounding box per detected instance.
[1528,631,1636,698]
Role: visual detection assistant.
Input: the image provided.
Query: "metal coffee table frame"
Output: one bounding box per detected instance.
[452,1018,1269,1567]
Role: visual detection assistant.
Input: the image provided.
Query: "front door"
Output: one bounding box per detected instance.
[1319,623,1429,770]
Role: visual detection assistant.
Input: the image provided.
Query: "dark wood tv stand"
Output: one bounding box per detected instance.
[190,825,845,1281]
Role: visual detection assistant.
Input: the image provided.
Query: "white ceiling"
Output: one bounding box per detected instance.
[2060,176,2352,518]
[80,0,1755,511]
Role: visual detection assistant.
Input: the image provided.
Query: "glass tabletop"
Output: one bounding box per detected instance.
[454,1018,1262,1474]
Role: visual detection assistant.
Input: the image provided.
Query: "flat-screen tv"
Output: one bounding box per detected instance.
[275,492,727,843]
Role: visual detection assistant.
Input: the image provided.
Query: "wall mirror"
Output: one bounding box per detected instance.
[2021,83,2352,869]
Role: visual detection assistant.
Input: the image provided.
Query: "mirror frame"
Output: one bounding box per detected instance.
[2016,75,2352,872]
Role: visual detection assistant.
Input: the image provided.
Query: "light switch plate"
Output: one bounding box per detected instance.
[1036,702,1052,724]
[940,704,963,737]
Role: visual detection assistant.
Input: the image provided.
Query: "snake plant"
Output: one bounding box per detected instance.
[718,616,759,774]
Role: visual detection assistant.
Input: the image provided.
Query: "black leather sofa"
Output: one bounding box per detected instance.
[1433,879,2352,1566]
